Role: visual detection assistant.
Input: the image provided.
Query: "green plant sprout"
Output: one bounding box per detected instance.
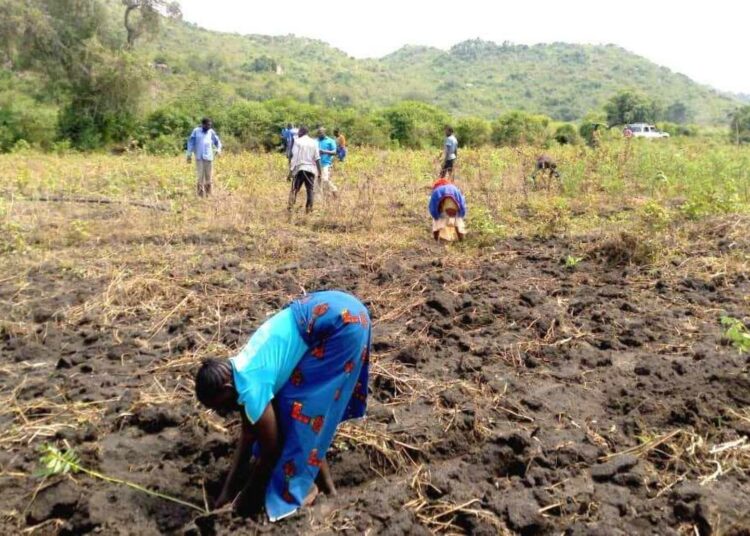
[38,444,208,513]
[721,316,750,353]
[564,255,583,269]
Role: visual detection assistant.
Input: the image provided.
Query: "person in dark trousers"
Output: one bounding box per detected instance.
[287,127,322,213]
[439,126,458,179]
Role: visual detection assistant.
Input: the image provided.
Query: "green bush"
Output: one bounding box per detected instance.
[456,116,491,147]
[579,112,608,147]
[554,123,580,145]
[144,107,196,139]
[491,111,552,147]
[0,93,57,152]
[380,101,450,149]
[223,101,274,150]
[656,122,698,137]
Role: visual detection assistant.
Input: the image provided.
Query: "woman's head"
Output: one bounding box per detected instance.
[195,358,239,416]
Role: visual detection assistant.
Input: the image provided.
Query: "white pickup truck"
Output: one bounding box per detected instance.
[623,123,670,139]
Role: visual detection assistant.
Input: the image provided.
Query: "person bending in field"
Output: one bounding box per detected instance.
[316,127,339,199]
[194,290,371,521]
[439,126,458,179]
[287,127,322,214]
[530,154,561,189]
[186,117,222,197]
[429,178,467,242]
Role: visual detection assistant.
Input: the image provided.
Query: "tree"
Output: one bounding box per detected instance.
[122,0,181,49]
[665,101,691,124]
[729,106,750,145]
[380,101,449,149]
[604,90,661,127]
[0,0,149,148]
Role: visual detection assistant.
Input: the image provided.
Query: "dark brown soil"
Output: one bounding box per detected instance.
[2,220,749,535]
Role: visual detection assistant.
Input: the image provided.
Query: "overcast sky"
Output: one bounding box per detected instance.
[178,0,748,94]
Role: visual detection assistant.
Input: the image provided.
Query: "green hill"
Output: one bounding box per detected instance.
[134,20,738,124]
[0,0,742,152]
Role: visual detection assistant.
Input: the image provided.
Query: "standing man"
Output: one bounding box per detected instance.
[316,127,339,198]
[288,127,322,214]
[439,126,458,179]
[187,117,222,197]
[283,123,298,160]
[333,129,347,162]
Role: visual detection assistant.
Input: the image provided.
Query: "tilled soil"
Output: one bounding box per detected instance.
[1,219,749,535]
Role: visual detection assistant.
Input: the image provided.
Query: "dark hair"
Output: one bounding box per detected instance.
[297,126,309,137]
[445,125,454,134]
[195,358,229,406]
[201,117,212,125]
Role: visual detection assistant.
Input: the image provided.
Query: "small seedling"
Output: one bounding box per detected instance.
[721,316,750,353]
[38,443,208,513]
[564,255,583,269]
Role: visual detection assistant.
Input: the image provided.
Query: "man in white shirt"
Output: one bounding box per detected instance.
[288,127,323,213]
[440,126,458,179]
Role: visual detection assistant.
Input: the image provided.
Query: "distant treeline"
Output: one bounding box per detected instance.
[1,0,748,153]
[4,89,746,155]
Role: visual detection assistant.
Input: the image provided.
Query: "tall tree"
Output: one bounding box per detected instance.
[122,0,181,49]
[604,90,662,126]
[729,106,750,145]
[665,101,692,124]
[0,0,148,147]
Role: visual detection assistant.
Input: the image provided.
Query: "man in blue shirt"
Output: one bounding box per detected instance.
[281,123,297,156]
[316,127,338,199]
[187,117,222,197]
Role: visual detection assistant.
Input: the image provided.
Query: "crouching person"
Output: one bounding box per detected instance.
[194,290,371,521]
[429,178,467,242]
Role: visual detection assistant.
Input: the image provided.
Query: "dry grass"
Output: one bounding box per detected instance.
[0,144,748,533]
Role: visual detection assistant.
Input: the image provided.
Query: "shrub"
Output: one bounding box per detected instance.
[456,116,491,147]
[554,123,580,145]
[491,111,552,147]
[380,101,450,149]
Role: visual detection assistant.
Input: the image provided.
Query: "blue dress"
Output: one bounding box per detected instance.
[238,290,371,521]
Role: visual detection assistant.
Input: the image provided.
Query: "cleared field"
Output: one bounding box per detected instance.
[1,141,749,535]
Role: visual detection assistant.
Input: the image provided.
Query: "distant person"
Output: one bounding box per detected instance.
[186,117,222,197]
[531,154,561,189]
[282,123,298,159]
[288,126,322,214]
[194,289,371,520]
[334,129,347,162]
[588,124,602,149]
[316,127,339,198]
[440,126,458,179]
[429,178,467,242]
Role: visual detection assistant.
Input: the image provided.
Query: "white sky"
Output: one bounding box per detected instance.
[178,0,749,94]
